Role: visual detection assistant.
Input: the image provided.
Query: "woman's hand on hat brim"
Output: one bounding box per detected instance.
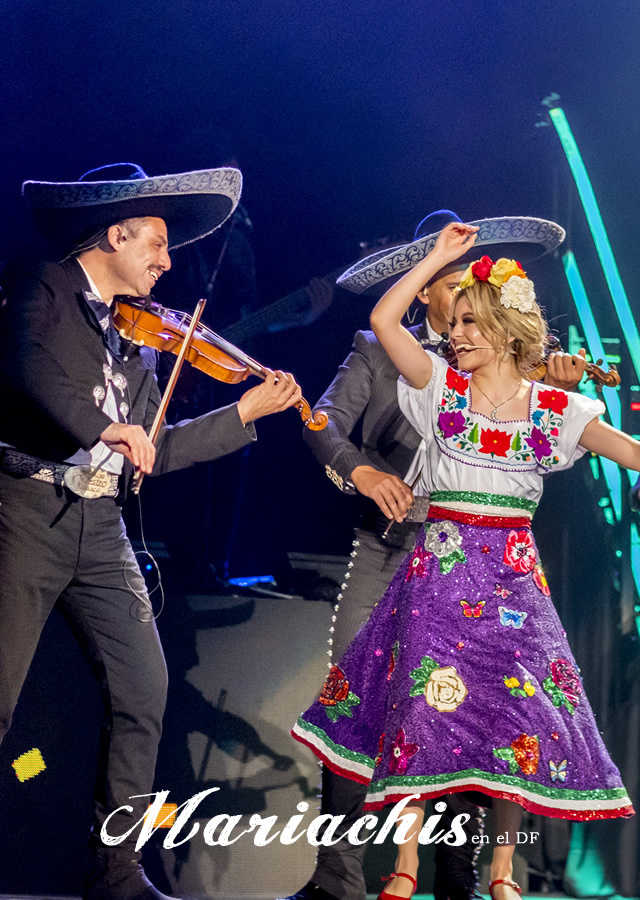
[432,222,479,265]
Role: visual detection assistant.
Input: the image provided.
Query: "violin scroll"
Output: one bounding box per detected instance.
[529,335,622,390]
[586,359,621,389]
[298,400,329,431]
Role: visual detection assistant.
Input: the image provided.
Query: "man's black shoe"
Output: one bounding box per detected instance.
[275,881,339,900]
[84,850,183,900]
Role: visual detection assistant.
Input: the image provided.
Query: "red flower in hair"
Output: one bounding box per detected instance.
[471,256,494,281]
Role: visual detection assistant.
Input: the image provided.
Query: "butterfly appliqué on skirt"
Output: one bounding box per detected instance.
[460,600,485,618]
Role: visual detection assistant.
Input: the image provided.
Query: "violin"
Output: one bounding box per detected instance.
[436,331,620,388]
[112,296,328,431]
[527,335,621,389]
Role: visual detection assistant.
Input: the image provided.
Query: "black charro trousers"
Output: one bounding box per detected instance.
[0,470,167,854]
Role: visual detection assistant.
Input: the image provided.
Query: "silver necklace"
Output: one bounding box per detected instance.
[472,380,522,421]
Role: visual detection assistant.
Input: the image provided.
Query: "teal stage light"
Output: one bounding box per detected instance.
[551,105,640,636]
[562,252,622,430]
[550,107,640,382]
[631,524,640,614]
[562,252,622,519]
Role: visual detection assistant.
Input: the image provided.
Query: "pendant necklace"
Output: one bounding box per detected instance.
[472,380,522,421]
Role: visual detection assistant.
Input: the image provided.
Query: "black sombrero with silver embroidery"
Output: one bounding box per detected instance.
[337,211,566,297]
[22,162,243,253]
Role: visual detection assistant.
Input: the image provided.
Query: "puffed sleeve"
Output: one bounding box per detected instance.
[538,387,605,472]
[397,352,450,443]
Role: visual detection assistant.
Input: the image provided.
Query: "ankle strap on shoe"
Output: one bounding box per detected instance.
[381,872,418,890]
[489,879,522,898]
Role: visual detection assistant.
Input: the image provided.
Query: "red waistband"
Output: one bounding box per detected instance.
[427,505,532,529]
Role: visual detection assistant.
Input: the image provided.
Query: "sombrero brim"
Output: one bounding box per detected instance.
[22,167,243,252]
[337,216,566,297]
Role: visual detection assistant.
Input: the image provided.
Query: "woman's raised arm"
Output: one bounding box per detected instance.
[369,222,478,388]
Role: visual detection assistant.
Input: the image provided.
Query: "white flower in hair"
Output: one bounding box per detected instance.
[500,275,536,313]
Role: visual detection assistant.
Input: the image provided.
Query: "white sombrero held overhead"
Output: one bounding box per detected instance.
[337,210,566,297]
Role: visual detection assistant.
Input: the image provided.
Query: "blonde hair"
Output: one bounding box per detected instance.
[452,281,547,377]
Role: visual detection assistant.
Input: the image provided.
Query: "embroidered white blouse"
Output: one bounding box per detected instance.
[398,352,605,506]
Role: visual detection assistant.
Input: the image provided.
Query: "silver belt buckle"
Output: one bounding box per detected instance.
[63,465,116,499]
[405,497,430,523]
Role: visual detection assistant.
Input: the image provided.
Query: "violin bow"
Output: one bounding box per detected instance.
[132,298,207,495]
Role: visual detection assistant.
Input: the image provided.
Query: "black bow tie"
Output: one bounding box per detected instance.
[83,291,122,358]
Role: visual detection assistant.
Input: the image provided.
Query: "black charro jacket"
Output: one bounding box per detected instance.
[0,258,256,491]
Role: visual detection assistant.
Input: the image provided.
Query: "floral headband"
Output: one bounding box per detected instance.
[457,256,536,313]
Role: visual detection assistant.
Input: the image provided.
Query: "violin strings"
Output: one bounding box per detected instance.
[159,302,259,367]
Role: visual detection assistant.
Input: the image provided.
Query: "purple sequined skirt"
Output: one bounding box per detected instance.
[292,493,633,820]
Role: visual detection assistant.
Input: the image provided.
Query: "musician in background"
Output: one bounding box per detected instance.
[153,155,334,346]
[151,154,334,588]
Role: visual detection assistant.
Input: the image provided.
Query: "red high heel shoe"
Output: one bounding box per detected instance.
[377,872,417,900]
[489,879,522,900]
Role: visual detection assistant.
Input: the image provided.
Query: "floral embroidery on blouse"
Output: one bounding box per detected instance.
[445,367,470,397]
[435,366,565,469]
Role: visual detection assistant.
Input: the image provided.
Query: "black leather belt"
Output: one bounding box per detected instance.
[0,448,119,497]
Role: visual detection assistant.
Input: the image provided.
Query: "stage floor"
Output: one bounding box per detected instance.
[0,895,576,900]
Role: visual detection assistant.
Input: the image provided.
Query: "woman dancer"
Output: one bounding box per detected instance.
[292,222,634,900]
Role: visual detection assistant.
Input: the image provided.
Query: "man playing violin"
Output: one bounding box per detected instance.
[284,211,585,900]
[0,163,302,900]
